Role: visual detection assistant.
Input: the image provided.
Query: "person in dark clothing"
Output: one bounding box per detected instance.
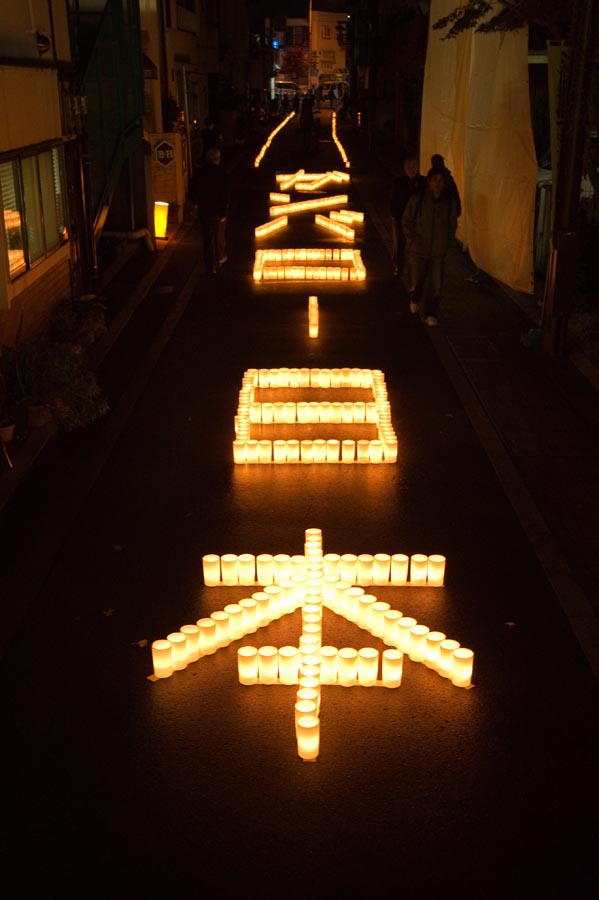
[188,146,230,276]
[200,117,222,163]
[431,153,462,218]
[402,166,457,326]
[389,156,427,278]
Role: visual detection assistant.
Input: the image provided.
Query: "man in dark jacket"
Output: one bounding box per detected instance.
[402,166,457,326]
[389,157,427,277]
[189,146,230,276]
[431,153,462,218]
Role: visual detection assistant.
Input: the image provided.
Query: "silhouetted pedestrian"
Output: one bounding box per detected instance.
[402,166,457,326]
[390,155,427,279]
[431,153,462,218]
[189,146,230,276]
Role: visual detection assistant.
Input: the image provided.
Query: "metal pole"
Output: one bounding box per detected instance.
[542,0,599,356]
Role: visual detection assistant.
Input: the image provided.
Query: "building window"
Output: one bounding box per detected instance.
[321,50,335,61]
[321,25,331,39]
[0,146,68,280]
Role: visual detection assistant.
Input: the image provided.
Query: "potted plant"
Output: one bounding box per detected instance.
[50,295,108,349]
[16,338,109,432]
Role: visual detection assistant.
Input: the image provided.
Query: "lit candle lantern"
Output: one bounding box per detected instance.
[373,553,391,584]
[298,675,321,700]
[256,554,274,584]
[451,648,474,688]
[273,401,285,423]
[427,554,446,586]
[410,554,428,584]
[357,554,374,584]
[309,401,320,422]
[323,553,340,578]
[326,439,340,462]
[284,401,296,423]
[223,604,244,641]
[274,554,291,581]
[331,401,343,423]
[239,598,258,633]
[180,624,200,662]
[210,611,230,648]
[391,554,409,584]
[300,440,314,462]
[246,440,259,463]
[295,699,318,728]
[279,646,300,684]
[358,648,379,686]
[346,586,364,621]
[409,624,430,661]
[299,633,320,653]
[258,440,272,463]
[382,649,403,687]
[368,440,384,463]
[262,402,274,424]
[238,553,256,585]
[290,555,307,581]
[238,646,258,684]
[342,401,354,423]
[264,584,283,619]
[439,639,461,678]
[152,639,173,678]
[397,617,417,653]
[258,646,279,684]
[354,401,366,422]
[286,439,300,462]
[319,646,338,684]
[342,440,355,462]
[273,439,287,463]
[296,714,320,761]
[202,553,221,586]
[154,201,169,238]
[233,440,247,463]
[289,368,300,387]
[221,554,239,586]
[196,617,217,655]
[166,632,187,670]
[357,594,377,631]
[252,592,271,625]
[383,438,398,463]
[300,663,320,681]
[357,440,370,463]
[296,686,321,715]
[337,648,358,686]
[425,631,446,669]
[297,402,309,423]
[383,609,402,646]
[370,601,391,637]
[313,439,327,462]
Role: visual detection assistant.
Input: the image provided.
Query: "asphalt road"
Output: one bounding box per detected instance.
[1,114,598,898]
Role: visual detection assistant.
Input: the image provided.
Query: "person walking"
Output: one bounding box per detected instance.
[389,155,427,278]
[431,153,462,218]
[401,166,457,326]
[189,146,230,276]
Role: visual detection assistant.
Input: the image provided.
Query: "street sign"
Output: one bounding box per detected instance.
[155,141,175,166]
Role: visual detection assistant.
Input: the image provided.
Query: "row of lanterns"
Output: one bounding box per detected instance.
[331,111,350,168]
[254,112,296,167]
[269,193,349,218]
[309,295,319,338]
[201,550,446,587]
[232,366,398,463]
[254,249,366,281]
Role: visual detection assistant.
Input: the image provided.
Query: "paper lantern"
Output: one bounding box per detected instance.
[246,440,259,463]
[233,440,246,463]
[221,554,239,586]
[383,609,402,646]
[425,631,446,668]
[358,648,379,686]
[239,598,258,633]
[152,639,173,678]
[286,439,300,462]
[279,646,300,684]
[180,624,200,662]
[451,648,474,688]
[202,554,221,586]
[238,554,256,585]
[224,604,245,641]
[196,617,217,655]
[252,592,271,625]
[439,639,461,678]
[391,554,409,584]
[264,584,283,619]
[154,201,168,239]
[337,648,358,686]
[296,714,320,760]
[300,440,314,462]
[357,440,370,463]
[357,594,377,631]
[373,553,391,584]
[210,611,230,648]
[166,632,187,670]
[238,646,258,684]
[382,649,403,688]
[427,554,446,586]
[410,554,428,584]
[397,617,417,653]
[295,700,318,727]
[370,602,391,638]
[409,624,430,661]
[258,646,278,683]
[256,554,274,584]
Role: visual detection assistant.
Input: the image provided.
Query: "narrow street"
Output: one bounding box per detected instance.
[1,111,598,898]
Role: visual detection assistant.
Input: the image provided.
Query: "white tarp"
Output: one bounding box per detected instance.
[420,0,538,293]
